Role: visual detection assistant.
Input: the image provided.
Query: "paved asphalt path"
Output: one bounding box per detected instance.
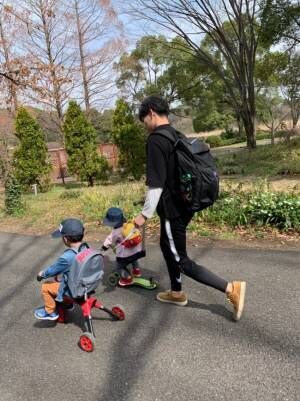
[0,232,298,401]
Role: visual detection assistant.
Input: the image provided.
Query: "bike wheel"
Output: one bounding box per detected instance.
[111,305,125,321]
[78,332,95,352]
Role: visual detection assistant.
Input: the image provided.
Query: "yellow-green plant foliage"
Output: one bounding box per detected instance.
[80,183,145,221]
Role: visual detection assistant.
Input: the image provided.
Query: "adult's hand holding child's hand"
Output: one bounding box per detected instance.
[134,214,147,227]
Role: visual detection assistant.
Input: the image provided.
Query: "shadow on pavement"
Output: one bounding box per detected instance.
[94,243,224,399]
[0,237,63,333]
[187,299,232,321]
[33,320,57,329]
[0,233,35,272]
[96,290,171,401]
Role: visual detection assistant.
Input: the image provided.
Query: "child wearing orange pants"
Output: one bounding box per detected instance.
[34,218,87,320]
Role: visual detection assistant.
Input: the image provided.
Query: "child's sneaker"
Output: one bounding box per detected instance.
[132,267,142,277]
[118,276,134,286]
[34,307,59,321]
[157,290,188,306]
[226,281,246,321]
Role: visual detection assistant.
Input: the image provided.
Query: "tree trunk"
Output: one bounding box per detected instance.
[0,134,11,181]
[56,151,65,186]
[291,108,299,128]
[88,175,94,187]
[271,124,275,145]
[0,18,18,113]
[74,0,90,113]
[241,112,256,149]
[237,114,244,137]
[40,3,64,143]
[10,84,18,113]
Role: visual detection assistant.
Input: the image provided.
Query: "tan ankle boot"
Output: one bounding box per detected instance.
[157,290,188,306]
[226,281,246,321]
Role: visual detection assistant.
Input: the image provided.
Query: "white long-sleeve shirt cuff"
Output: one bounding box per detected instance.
[142,187,163,219]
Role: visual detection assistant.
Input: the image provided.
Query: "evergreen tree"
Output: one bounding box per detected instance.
[13,107,50,190]
[63,101,109,186]
[5,172,23,215]
[87,108,113,143]
[112,99,146,180]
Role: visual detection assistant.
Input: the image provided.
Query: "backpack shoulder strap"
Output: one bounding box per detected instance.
[155,128,190,146]
[62,248,77,271]
[66,242,89,256]
[155,128,178,145]
[64,248,77,255]
[78,242,89,252]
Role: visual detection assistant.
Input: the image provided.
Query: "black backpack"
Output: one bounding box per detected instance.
[156,129,219,213]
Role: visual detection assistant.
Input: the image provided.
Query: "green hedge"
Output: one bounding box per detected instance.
[204,135,240,148]
[193,187,300,232]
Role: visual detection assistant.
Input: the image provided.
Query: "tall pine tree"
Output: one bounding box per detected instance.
[112,99,146,180]
[13,107,50,190]
[63,101,109,186]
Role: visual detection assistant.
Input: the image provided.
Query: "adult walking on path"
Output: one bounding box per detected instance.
[134,96,246,320]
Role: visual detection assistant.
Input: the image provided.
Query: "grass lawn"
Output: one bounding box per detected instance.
[0,139,299,244]
[0,182,145,236]
[215,138,300,176]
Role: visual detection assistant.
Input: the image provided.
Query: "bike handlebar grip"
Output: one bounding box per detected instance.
[36,275,44,282]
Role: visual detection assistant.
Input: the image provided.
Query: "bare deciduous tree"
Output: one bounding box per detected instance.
[281,52,300,129]
[0,9,19,112]
[0,2,38,90]
[0,2,31,180]
[20,0,76,142]
[257,92,289,145]
[72,0,124,113]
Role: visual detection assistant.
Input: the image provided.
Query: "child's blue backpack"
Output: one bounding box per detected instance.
[67,243,104,298]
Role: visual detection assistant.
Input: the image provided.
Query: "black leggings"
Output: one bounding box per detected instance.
[160,215,228,292]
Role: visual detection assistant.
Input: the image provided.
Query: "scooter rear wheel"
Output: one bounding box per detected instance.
[107,272,120,287]
[78,332,95,352]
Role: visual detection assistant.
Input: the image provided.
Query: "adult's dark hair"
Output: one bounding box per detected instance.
[138,96,169,121]
[64,234,84,243]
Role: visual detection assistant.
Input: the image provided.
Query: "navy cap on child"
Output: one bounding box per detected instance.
[103,207,125,229]
[51,218,84,238]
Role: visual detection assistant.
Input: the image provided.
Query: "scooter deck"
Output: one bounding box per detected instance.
[131,277,157,290]
[107,272,157,290]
